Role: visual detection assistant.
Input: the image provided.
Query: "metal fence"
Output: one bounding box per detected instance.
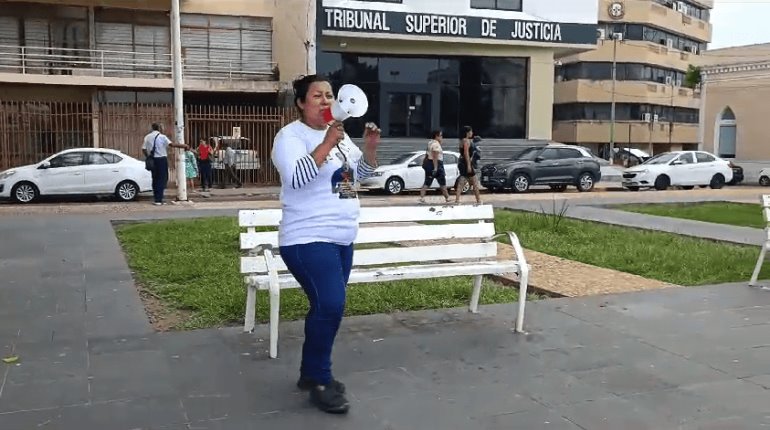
[0,100,297,185]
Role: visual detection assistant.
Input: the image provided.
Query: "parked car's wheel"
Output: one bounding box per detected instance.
[510,173,530,193]
[115,180,139,202]
[654,175,670,191]
[626,186,640,192]
[549,184,568,192]
[576,172,595,192]
[385,177,404,195]
[11,182,38,204]
[709,173,725,189]
[760,176,770,186]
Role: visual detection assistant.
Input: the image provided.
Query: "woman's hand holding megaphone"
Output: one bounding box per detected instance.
[323,120,346,146]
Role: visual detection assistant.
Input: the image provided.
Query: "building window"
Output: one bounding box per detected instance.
[651,0,710,22]
[600,23,706,53]
[318,53,528,139]
[470,0,523,12]
[556,62,686,85]
[717,107,737,158]
[553,103,699,124]
[356,0,402,2]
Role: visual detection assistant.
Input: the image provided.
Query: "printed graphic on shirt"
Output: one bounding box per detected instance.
[331,163,357,199]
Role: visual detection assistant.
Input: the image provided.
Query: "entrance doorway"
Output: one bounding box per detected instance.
[387,93,431,138]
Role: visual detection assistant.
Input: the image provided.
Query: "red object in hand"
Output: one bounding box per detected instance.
[322,108,334,123]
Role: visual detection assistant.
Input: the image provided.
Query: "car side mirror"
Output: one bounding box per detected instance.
[408,161,420,167]
[39,161,51,169]
[670,160,682,165]
[535,156,544,162]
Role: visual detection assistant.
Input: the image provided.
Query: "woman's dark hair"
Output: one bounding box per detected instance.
[431,129,443,139]
[461,125,473,139]
[293,74,331,109]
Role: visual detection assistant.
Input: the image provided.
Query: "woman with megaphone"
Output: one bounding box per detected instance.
[271,75,380,414]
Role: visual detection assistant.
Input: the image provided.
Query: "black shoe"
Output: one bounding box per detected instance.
[297,376,346,393]
[309,384,350,414]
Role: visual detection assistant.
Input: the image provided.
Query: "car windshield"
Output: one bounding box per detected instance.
[642,153,677,165]
[388,153,417,165]
[511,147,541,161]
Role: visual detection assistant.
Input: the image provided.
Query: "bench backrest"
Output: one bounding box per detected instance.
[239,205,497,276]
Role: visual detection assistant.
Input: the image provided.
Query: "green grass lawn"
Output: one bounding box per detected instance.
[115,210,770,330]
[114,217,526,329]
[493,209,770,286]
[614,202,764,229]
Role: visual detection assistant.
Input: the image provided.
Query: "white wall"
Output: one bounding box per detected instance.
[322,0,597,24]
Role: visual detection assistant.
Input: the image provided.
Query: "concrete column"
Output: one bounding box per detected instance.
[527,50,554,140]
[91,91,100,148]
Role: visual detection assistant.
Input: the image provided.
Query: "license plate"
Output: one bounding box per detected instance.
[482,176,489,181]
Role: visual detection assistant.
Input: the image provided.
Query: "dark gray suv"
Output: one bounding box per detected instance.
[480,144,601,193]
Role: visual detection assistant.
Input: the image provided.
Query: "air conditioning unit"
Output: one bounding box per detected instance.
[666,38,674,49]
[612,32,624,41]
[665,75,673,85]
[653,114,660,123]
[598,28,606,40]
[642,113,652,122]
[677,2,689,14]
[688,45,698,54]
[676,78,682,87]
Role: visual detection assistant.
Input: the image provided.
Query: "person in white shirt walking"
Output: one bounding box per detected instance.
[419,129,450,203]
[271,74,380,414]
[142,123,188,205]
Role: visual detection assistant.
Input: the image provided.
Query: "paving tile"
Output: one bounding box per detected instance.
[88,349,177,401]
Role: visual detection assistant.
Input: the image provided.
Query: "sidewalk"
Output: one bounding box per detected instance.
[2,212,770,429]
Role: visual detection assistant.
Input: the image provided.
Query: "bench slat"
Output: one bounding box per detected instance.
[245,260,521,289]
[241,242,499,274]
[238,205,494,228]
[240,222,496,250]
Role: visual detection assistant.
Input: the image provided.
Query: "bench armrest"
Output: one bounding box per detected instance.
[487,231,529,279]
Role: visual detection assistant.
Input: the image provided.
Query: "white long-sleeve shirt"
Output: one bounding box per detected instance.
[271,120,375,247]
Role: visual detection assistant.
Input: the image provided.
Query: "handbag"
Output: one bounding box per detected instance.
[145,133,159,171]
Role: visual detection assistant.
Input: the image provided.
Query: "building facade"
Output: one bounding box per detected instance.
[699,43,770,164]
[315,0,598,143]
[0,0,311,183]
[552,0,712,160]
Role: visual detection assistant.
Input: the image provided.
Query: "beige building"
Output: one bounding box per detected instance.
[699,43,770,162]
[0,0,312,183]
[552,0,713,160]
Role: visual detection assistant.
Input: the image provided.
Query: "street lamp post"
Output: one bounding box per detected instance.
[171,0,187,201]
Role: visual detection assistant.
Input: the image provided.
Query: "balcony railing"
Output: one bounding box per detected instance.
[0,45,276,81]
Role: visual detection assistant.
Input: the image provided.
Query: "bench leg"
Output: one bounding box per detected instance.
[469,275,483,313]
[750,245,767,287]
[269,286,280,359]
[244,284,257,333]
[516,264,529,333]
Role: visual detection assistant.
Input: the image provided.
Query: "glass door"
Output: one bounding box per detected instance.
[388,93,431,138]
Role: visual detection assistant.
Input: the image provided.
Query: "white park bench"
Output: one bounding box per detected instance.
[238,204,530,358]
[749,194,770,287]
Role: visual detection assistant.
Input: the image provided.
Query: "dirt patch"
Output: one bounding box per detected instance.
[496,243,679,297]
[136,285,194,332]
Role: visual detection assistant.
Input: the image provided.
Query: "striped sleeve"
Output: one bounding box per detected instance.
[291,154,320,189]
[357,159,376,181]
[271,129,320,190]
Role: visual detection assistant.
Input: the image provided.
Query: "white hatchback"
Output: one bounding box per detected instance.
[359,150,469,195]
[0,148,152,203]
[621,150,733,191]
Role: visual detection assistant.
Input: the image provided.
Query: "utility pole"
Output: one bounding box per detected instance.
[668,79,676,147]
[609,34,619,165]
[171,0,187,201]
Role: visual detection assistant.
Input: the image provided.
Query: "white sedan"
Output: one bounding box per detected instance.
[621,150,733,191]
[359,150,469,195]
[0,148,152,203]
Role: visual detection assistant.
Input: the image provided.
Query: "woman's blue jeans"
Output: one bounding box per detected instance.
[280,241,354,385]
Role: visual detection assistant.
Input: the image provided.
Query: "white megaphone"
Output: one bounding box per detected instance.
[323,84,369,123]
